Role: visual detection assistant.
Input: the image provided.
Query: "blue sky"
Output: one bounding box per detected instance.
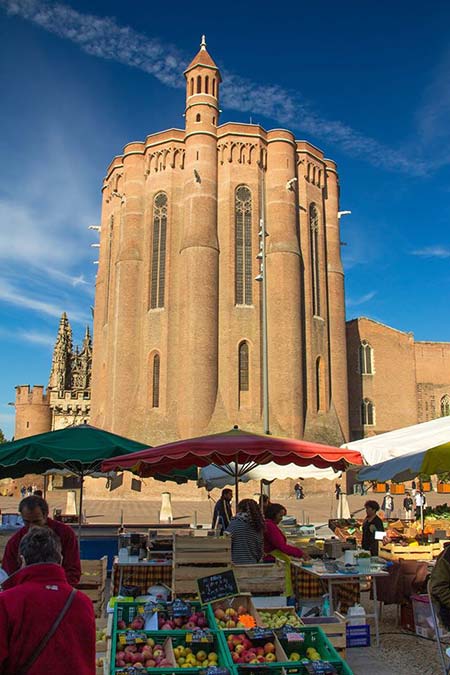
[1,0,450,440]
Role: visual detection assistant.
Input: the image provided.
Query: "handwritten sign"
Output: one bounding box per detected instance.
[197,569,239,605]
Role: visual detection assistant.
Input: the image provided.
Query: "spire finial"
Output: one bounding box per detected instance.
[200,35,207,50]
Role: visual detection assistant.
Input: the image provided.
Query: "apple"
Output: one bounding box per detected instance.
[235,645,245,654]
[231,653,240,663]
[225,608,237,617]
[243,652,255,663]
[265,652,277,662]
[146,638,155,647]
[117,619,127,630]
[214,608,226,620]
[264,642,275,654]
[145,659,156,668]
[237,605,247,616]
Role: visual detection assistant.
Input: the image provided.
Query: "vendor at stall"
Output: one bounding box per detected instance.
[226,498,264,564]
[263,503,309,596]
[361,500,384,555]
[2,496,81,586]
[212,488,233,534]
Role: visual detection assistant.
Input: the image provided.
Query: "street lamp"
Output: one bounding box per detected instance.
[255,174,270,435]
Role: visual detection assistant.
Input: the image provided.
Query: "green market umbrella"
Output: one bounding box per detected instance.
[0,423,195,534]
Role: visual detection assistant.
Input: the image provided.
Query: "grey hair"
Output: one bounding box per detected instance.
[19,527,62,566]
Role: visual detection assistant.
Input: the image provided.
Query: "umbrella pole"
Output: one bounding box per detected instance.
[43,475,48,500]
[78,472,84,545]
[235,462,239,508]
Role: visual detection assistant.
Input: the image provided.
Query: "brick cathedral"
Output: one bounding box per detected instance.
[13,41,450,444]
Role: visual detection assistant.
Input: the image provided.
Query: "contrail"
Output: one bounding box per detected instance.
[1,0,426,174]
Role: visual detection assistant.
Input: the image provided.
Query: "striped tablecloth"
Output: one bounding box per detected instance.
[111,562,173,596]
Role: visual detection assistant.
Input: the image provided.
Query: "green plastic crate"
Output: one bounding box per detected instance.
[113,600,211,634]
[221,627,352,675]
[111,630,230,675]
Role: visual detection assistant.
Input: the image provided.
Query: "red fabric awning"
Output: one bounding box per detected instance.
[101,427,363,477]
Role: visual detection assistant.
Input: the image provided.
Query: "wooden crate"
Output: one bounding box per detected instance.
[77,557,108,616]
[79,556,107,583]
[172,535,231,596]
[300,612,347,652]
[379,542,442,561]
[232,562,285,594]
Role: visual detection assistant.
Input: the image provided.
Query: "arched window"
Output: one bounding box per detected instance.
[212,79,216,97]
[316,356,325,412]
[239,341,249,392]
[152,354,160,408]
[190,78,194,96]
[150,192,167,309]
[196,113,201,122]
[441,394,450,417]
[235,185,252,305]
[196,75,201,93]
[359,340,373,374]
[309,204,321,316]
[361,398,375,426]
[205,75,209,94]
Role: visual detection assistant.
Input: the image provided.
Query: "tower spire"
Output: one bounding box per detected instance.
[48,312,73,390]
[200,35,207,50]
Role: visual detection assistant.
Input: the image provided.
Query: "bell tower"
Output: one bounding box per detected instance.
[176,38,221,436]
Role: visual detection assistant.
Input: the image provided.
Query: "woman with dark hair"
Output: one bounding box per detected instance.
[264,503,309,596]
[225,498,265,564]
[361,500,384,555]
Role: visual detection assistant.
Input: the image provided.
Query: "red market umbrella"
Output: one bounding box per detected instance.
[102,426,363,503]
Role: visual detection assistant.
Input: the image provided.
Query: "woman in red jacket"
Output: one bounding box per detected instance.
[264,503,309,596]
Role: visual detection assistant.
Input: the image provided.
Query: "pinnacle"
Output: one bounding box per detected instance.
[185,37,220,75]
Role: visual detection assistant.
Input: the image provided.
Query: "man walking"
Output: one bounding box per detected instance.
[382,491,394,520]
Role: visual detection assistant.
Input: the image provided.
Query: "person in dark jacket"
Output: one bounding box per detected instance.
[226,498,264,564]
[361,500,384,555]
[0,527,95,674]
[2,495,81,586]
[430,544,450,629]
[212,488,233,534]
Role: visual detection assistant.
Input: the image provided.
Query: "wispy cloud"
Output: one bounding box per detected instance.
[411,246,450,259]
[0,279,89,323]
[0,0,426,175]
[346,291,377,307]
[0,326,54,347]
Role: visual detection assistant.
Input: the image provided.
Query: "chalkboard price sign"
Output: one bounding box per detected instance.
[197,569,239,604]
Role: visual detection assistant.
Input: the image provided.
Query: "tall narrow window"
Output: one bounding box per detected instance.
[212,79,216,96]
[359,341,373,374]
[235,186,252,305]
[103,215,114,325]
[152,354,160,408]
[150,192,167,309]
[197,75,201,93]
[309,204,321,316]
[361,398,375,426]
[441,394,450,417]
[190,78,194,96]
[205,75,209,93]
[239,341,249,392]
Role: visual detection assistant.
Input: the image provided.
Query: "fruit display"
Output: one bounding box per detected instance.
[258,608,302,628]
[157,610,209,631]
[172,644,219,668]
[115,637,174,669]
[213,604,253,629]
[116,614,146,631]
[226,632,284,664]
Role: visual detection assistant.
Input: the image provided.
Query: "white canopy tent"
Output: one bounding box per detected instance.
[198,463,339,491]
[341,416,450,467]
